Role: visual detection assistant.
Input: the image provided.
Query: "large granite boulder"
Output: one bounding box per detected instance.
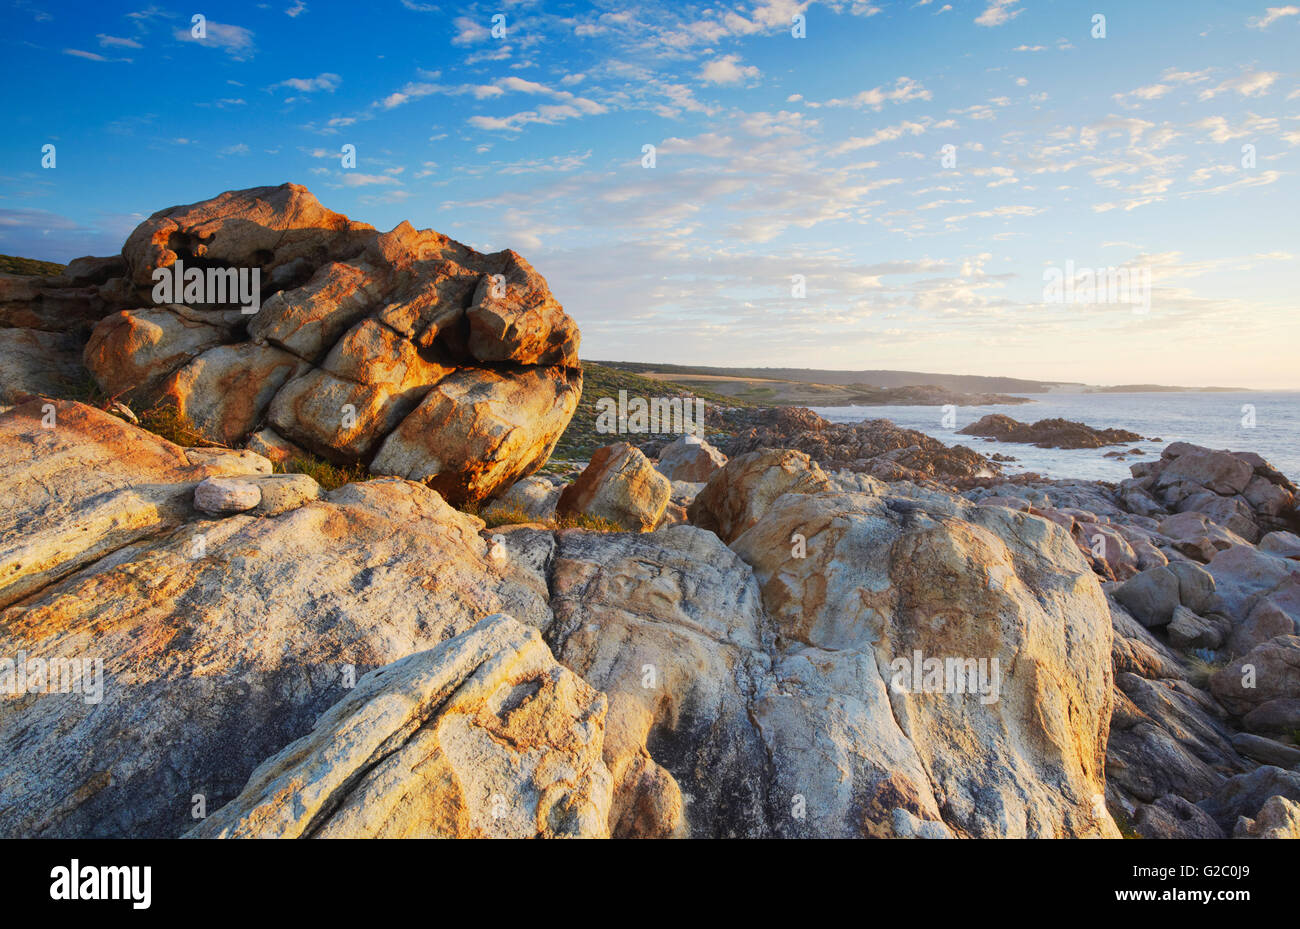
[79,184,582,504]
[726,486,1120,837]
[656,434,727,483]
[688,447,835,544]
[556,443,671,531]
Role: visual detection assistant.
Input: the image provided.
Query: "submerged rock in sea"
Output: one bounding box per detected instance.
[718,406,997,483]
[958,413,1145,449]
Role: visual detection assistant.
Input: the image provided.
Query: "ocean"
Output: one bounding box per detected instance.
[812,391,1300,484]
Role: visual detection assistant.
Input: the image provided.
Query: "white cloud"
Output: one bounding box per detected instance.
[1247,6,1300,28]
[1199,70,1279,100]
[699,54,761,85]
[811,76,931,109]
[452,16,490,45]
[272,73,340,93]
[976,0,1023,27]
[174,21,255,60]
[341,173,401,186]
[97,34,142,49]
[832,120,930,154]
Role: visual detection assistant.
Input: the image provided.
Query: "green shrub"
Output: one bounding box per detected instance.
[0,254,65,276]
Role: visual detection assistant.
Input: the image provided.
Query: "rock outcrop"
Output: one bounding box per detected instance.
[60,184,583,504]
[958,414,1145,449]
[556,443,671,531]
[717,407,997,483]
[188,615,612,838]
[727,487,1120,838]
[688,447,835,544]
[1127,441,1298,540]
[0,402,1137,839]
[0,403,552,838]
[655,434,727,483]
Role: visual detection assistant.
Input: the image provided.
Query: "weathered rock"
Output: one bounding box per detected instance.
[1241,697,1300,735]
[688,448,834,544]
[547,526,771,837]
[0,268,124,334]
[1177,492,1259,543]
[1206,544,1300,636]
[1132,794,1225,839]
[465,250,580,367]
[1166,605,1226,650]
[0,328,86,405]
[0,408,554,837]
[720,407,996,482]
[193,477,262,513]
[187,615,611,838]
[1230,732,1300,767]
[555,443,671,532]
[121,183,374,294]
[1140,442,1297,536]
[1073,520,1139,580]
[0,400,272,609]
[729,488,1119,837]
[1109,598,1188,681]
[157,342,307,446]
[959,414,1143,449]
[1112,561,1216,629]
[1104,672,1243,805]
[1260,530,1300,559]
[249,473,321,516]
[83,307,227,402]
[1197,766,1300,832]
[245,427,306,468]
[1210,635,1300,716]
[81,184,582,502]
[1158,511,1249,563]
[484,475,561,523]
[1156,447,1254,497]
[1113,566,1179,627]
[371,365,581,505]
[655,434,727,483]
[1229,582,1300,655]
[1233,795,1300,838]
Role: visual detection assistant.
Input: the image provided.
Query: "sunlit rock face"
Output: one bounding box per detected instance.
[82,183,581,504]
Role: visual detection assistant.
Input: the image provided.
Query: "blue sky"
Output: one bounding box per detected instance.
[3,0,1298,387]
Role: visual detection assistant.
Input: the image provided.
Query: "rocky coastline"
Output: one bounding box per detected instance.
[1,185,1297,840]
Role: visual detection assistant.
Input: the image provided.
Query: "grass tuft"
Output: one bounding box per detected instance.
[460,500,624,533]
[1184,652,1230,690]
[277,454,369,491]
[133,404,216,448]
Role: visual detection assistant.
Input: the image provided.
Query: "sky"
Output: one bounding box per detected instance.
[2,0,1298,388]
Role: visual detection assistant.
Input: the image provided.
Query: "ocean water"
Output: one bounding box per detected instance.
[812,391,1300,484]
